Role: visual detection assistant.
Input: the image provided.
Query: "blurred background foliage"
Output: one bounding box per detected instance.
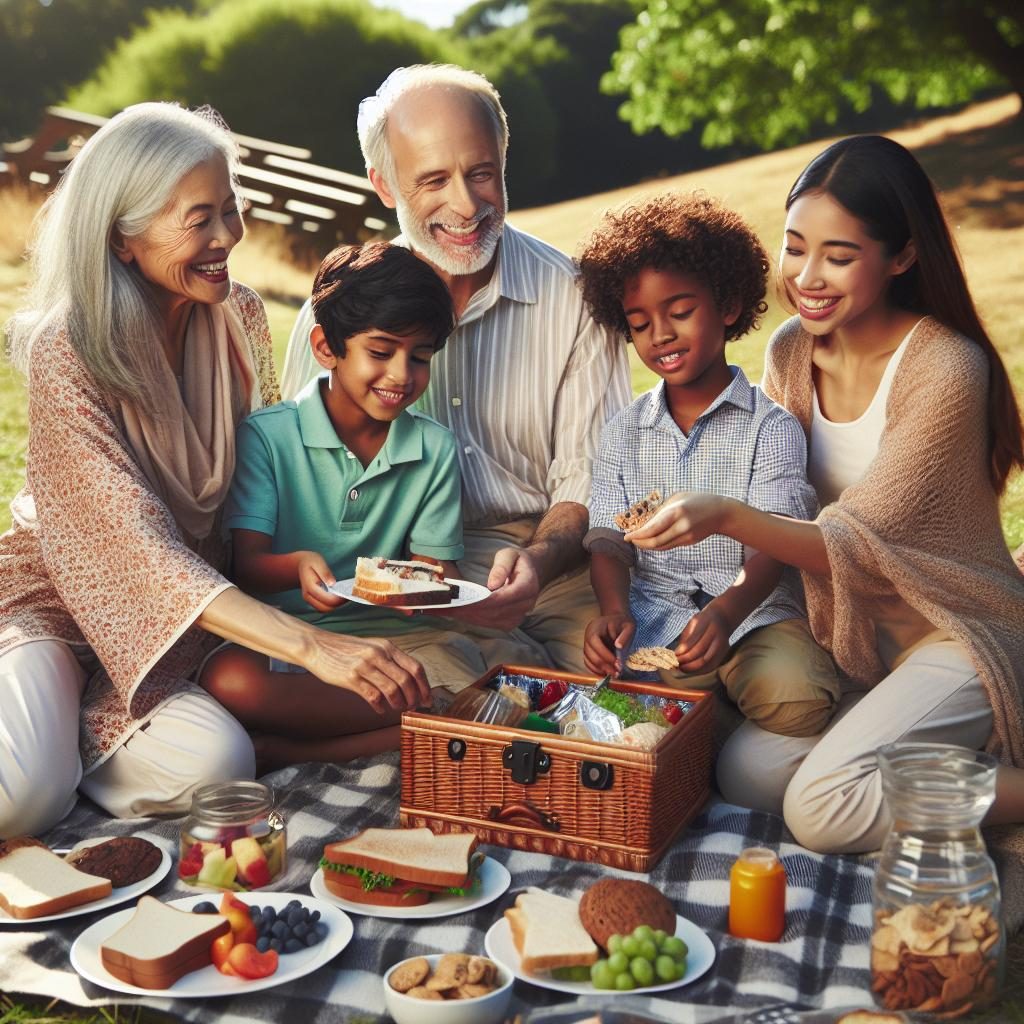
[2,0,1020,206]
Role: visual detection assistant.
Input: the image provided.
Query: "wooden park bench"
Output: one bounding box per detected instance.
[1,106,393,244]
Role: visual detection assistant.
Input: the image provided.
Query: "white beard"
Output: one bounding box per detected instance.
[394,187,507,278]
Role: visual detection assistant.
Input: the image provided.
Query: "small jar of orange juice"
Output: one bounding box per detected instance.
[729,846,786,941]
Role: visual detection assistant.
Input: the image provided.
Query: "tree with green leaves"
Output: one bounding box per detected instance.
[603,0,1023,150]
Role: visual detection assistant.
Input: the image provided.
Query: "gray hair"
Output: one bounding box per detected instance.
[7,102,240,411]
[357,64,509,191]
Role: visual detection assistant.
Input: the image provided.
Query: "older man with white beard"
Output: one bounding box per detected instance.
[281,64,630,673]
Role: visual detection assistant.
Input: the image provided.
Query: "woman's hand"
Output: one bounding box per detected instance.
[305,633,431,713]
[674,605,731,674]
[583,614,636,675]
[625,492,731,550]
[296,551,345,612]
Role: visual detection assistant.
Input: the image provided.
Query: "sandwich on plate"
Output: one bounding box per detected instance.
[352,557,459,606]
[0,837,112,919]
[320,827,481,907]
[100,895,230,989]
[505,887,599,975]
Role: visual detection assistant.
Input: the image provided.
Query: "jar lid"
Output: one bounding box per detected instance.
[188,780,275,823]
[737,847,780,868]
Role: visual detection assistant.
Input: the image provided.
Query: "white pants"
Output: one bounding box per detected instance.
[716,640,993,854]
[0,640,254,836]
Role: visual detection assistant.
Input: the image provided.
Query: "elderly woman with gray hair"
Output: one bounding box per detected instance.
[0,102,429,837]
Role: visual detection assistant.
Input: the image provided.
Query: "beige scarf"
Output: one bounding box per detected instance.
[121,299,259,541]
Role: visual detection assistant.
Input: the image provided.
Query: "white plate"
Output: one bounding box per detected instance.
[70,891,353,997]
[0,837,172,927]
[310,854,511,919]
[328,576,492,610]
[484,913,715,996]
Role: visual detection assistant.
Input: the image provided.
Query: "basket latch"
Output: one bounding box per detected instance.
[580,760,614,790]
[502,739,551,785]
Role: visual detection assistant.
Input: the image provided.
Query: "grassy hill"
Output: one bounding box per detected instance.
[1,93,1021,545]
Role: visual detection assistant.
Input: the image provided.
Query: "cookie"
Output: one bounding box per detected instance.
[405,985,444,1000]
[578,878,676,950]
[64,837,163,887]
[614,490,663,532]
[625,646,679,672]
[389,956,431,993]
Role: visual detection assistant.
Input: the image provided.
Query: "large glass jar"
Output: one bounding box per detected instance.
[179,780,286,891]
[871,743,1003,1019]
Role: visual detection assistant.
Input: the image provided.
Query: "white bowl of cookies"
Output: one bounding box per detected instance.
[383,952,513,1024]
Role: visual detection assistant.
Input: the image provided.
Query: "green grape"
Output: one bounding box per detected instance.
[630,956,655,987]
[653,929,668,947]
[553,965,591,981]
[607,951,629,975]
[591,959,615,989]
[620,936,640,959]
[662,935,688,960]
[632,924,655,944]
[655,954,678,982]
[606,933,624,954]
[614,971,636,991]
[638,938,658,961]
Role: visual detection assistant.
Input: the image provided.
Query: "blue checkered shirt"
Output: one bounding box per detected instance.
[584,367,816,654]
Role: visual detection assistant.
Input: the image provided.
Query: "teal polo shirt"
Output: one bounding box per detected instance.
[224,376,464,637]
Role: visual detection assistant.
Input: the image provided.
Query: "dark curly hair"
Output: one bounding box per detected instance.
[312,241,454,357]
[576,191,768,343]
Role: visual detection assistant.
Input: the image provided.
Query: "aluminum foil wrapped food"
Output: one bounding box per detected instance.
[547,689,624,743]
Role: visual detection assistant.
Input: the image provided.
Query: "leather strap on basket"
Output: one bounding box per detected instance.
[487,800,561,832]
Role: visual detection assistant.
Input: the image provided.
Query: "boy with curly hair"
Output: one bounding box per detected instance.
[577,192,839,737]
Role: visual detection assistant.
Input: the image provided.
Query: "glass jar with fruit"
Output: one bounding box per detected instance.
[179,780,286,891]
[871,743,1004,1020]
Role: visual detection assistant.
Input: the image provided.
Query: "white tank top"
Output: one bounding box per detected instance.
[808,321,921,505]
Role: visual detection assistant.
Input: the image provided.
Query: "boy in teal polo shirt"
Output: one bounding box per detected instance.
[211,243,489,767]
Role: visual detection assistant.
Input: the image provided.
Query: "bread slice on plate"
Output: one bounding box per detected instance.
[504,887,598,974]
[100,895,230,989]
[0,838,112,919]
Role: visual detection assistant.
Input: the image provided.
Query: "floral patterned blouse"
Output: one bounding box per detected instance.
[0,283,280,770]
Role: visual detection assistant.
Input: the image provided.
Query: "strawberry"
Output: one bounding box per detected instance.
[539,680,568,710]
[663,703,683,725]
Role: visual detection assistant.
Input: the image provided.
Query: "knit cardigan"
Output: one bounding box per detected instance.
[763,316,1024,768]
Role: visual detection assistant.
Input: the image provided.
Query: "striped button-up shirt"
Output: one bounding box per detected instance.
[585,368,816,652]
[281,224,632,526]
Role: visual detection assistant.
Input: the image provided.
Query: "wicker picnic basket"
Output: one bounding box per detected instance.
[399,665,714,873]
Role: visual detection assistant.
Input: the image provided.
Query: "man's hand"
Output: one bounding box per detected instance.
[306,633,431,713]
[296,551,345,613]
[583,614,636,675]
[674,604,731,674]
[626,492,730,550]
[442,546,541,630]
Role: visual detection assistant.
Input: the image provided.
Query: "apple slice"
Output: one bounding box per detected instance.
[231,836,271,888]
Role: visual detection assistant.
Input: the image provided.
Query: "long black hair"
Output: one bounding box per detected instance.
[788,134,1023,494]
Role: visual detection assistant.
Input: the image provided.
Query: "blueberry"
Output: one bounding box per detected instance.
[262,907,277,925]
[255,936,271,953]
[192,901,217,914]
[286,900,301,911]
[284,938,303,954]
[304,930,320,947]
[271,920,289,939]
[286,908,303,928]
[269,938,283,953]
[309,910,320,923]
[248,904,262,920]
[292,922,308,939]
[315,923,328,941]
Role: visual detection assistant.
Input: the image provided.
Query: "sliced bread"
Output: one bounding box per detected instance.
[0,840,112,919]
[504,887,599,974]
[100,895,230,989]
[324,827,477,888]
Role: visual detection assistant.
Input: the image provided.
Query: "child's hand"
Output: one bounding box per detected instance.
[583,614,636,676]
[674,605,731,673]
[626,491,728,550]
[296,552,346,613]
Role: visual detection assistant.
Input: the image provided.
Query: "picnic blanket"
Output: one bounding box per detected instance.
[0,752,893,1023]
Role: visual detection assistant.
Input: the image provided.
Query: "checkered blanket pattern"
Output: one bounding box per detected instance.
[0,753,877,1023]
